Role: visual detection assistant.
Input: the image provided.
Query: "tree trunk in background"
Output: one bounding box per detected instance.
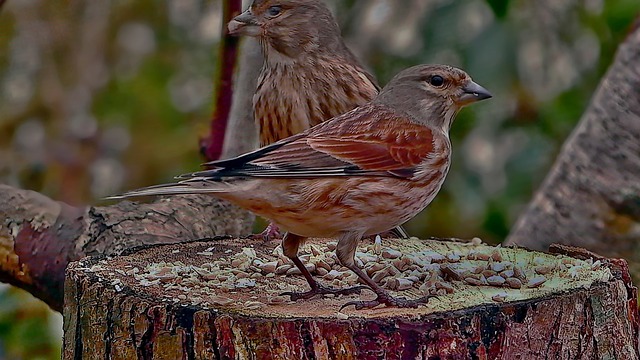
[0,36,263,311]
[222,38,261,159]
[63,238,639,359]
[505,26,640,267]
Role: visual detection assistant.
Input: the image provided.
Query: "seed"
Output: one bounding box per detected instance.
[394,278,414,291]
[316,268,328,276]
[476,252,491,261]
[286,267,302,276]
[310,245,323,256]
[406,275,420,283]
[371,269,390,284]
[386,266,401,277]
[471,266,484,274]
[482,270,498,278]
[231,259,244,268]
[393,259,410,271]
[268,296,288,305]
[486,275,506,286]
[441,265,463,281]
[327,242,337,251]
[501,269,514,278]
[491,262,507,272]
[465,277,484,286]
[435,281,455,294]
[513,267,527,281]
[316,260,332,272]
[506,277,522,289]
[275,265,292,275]
[492,292,508,302]
[210,296,234,306]
[259,261,278,274]
[305,263,316,273]
[491,250,503,262]
[235,271,249,279]
[236,279,256,288]
[336,312,349,320]
[382,249,402,259]
[535,265,554,275]
[419,282,434,295]
[324,270,342,280]
[365,263,386,276]
[527,276,547,288]
[471,237,483,246]
[244,301,265,310]
[446,253,461,262]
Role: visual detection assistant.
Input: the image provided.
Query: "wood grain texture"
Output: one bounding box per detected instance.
[0,185,253,311]
[63,238,639,359]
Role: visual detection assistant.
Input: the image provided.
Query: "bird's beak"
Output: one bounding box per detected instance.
[458,80,492,105]
[228,9,261,37]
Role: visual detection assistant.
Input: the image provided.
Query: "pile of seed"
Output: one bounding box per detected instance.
[81,237,609,310]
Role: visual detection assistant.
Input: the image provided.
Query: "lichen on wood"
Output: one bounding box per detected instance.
[63,237,639,359]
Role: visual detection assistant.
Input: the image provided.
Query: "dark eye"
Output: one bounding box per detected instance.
[430,75,445,87]
[267,5,282,17]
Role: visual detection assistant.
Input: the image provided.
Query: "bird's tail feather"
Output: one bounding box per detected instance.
[105,180,232,200]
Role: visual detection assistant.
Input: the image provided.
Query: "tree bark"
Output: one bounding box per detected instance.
[63,237,639,359]
[505,24,640,260]
[0,185,252,311]
[0,10,267,311]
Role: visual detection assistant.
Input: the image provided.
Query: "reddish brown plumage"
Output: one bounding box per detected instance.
[228,0,379,146]
[114,64,493,309]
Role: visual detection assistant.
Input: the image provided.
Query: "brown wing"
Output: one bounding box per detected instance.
[187,104,434,179]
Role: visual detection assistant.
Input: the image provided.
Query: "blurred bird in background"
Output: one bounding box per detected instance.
[110,64,492,309]
[227,0,409,239]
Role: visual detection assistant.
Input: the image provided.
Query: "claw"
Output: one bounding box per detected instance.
[249,223,283,241]
[281,284,368,301]
[340,294,434,311]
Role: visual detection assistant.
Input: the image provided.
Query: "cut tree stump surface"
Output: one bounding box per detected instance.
[63,237,640,359]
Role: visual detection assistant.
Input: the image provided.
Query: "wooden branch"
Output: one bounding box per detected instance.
[505,25,640,256]
[0,185,253,311]
[63,237,639,359]
[200,0,243,161]
[221,38,261,158]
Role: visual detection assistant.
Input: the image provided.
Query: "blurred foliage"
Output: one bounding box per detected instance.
[0,0,638,357]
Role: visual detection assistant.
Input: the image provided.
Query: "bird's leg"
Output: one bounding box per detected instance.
[280,233,367,301]
[335,231,434,310]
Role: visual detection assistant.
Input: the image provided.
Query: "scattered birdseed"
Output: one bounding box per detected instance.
[527,276,547,288]
[492,292,508,302]
[336,312,349,320]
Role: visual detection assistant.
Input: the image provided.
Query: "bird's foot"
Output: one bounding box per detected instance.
[340,293,434,311]
[281,284,368,301]
[249,223,283,241]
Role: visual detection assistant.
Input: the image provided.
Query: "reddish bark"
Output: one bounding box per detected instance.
[63,238,640,359]
[200,0,243,161]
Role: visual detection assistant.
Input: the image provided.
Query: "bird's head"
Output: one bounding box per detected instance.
[228,0,343,61]
[375,64,492,131]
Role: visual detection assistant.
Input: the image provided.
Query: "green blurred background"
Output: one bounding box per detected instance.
[0,0,638,358]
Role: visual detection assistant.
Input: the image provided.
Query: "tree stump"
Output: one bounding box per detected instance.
[63,237,639,359]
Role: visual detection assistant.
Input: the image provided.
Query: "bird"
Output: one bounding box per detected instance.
[227,0,405,240]
[110,64,492,309]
